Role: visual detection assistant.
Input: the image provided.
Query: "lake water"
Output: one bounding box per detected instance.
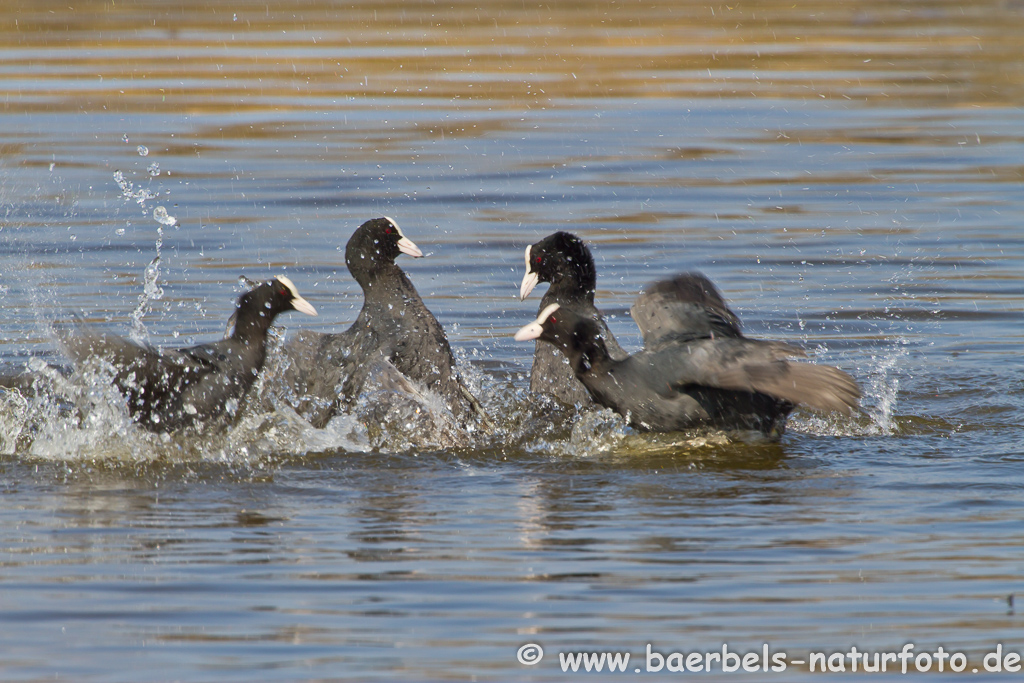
[1,0,1023,680]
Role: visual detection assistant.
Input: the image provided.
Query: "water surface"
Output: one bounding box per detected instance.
[1,1,1023,680]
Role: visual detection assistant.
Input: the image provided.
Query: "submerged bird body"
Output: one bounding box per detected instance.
[282,217,486,431]
[60,276,317,432]
[520,232,626,405]
[515,275,860,437]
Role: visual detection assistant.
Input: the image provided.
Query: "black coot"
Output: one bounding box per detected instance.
[515,274,860,438]
[519,231,626,405]
[60,275,317,432]
[282,217,489,430]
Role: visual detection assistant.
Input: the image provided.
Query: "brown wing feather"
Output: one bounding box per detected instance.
[708,361,861,415]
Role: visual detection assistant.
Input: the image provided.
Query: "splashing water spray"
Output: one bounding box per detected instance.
[115,141,178,344]
[128,207,176,344]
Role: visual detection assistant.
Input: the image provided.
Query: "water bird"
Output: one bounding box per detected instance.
[514,274,860,438]
[58,275,317,432]
[519,231,627,405]
[280,217,490,434]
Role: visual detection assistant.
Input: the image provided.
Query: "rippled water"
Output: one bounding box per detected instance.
[1,1,1023,680]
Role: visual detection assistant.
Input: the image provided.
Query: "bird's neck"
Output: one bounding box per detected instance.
[548,277,595,304]
[359,264,414,299]
[230,307,275,346]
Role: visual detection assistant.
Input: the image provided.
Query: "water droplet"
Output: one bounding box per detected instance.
[153,206,177,226]
[137,145,149,157]
[147,162,160,177]
[115,228,125,236]
[122,133,129,143]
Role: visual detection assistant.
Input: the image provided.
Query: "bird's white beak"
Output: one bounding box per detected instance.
[520,245,539,300]
[397,236,423,258]
[292,295,318,316]
[382,217,424,258]
[514,303,560,341]
[513,321,543,342]
[274,275,318,316]
[519,271,539,301]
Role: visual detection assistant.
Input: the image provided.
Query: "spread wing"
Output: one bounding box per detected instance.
[631,273,743,349]
[57,315,213,393]
[675,338,860,415]
[58,315,164,376]
[706,360,861,415]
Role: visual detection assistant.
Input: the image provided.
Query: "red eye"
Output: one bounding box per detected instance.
[535,256,542,263]
[279,288,288,296]
[550,316,557,324]
[385,227,392,234]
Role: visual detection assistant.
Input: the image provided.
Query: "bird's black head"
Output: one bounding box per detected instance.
[520,231,596,301]
[345,217,423,283]
[231,275,317,338]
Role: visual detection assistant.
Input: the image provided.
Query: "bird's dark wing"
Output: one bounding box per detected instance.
[706,361,861,415]
[177,341,225,371]
[58,315,165,377]
[631,273,743,349]
[57,315,214,395]
[671,338,860,415]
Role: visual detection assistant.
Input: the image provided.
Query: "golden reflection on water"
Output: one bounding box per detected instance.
[1,0,1022,114]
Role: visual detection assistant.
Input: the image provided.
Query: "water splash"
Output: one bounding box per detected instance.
[113,169,157,208]
[0,388,29,455]
[9,359,141,461]
[128,217,167,343]
[152,206,176,226]
[790,339,907,437]
[0,322,901,462]
[2,355,371,464]
[862,339,907,436]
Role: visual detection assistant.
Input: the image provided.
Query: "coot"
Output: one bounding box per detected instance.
[60,275,317,432]
[519,231,626,405]
[281,217,489,431]
[515,274,860,437]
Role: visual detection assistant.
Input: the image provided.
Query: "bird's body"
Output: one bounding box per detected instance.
[282,217,488,431]
[59,276,317,432]
[515,274,860,438]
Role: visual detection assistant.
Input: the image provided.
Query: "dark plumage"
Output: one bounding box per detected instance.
[515,274,860,438]
[519,232,626,405]
[282,217,488,431]
[58,276,317,432]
